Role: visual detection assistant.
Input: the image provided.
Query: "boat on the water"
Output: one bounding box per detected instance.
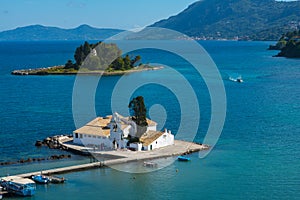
[0,186,5,199]
[236,77,243,83]
[177,156,191,161]
[229,76,243,83]
[143,161,158,167]
[47,176,66,184]
[0,176,36,196]
[31,175,50,184]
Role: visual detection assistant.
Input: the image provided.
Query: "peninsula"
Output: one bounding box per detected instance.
[269,30,300,58]
[3,97,209,181]
[11,41,161,76]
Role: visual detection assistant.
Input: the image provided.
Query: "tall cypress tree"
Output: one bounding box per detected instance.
[128,96,148,138]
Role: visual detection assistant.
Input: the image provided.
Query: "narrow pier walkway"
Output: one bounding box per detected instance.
[12,140,208,178]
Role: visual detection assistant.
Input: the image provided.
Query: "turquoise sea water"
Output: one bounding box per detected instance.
[0,41,299,199]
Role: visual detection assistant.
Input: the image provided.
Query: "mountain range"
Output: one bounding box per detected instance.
[151,0,300,40]
[0,24,123,41]
[1,0,300,41]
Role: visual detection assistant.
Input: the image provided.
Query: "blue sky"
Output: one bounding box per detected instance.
[0,0,197,31]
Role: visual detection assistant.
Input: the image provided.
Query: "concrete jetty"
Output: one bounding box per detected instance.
[17,162,104,178]
[12,140,208,178]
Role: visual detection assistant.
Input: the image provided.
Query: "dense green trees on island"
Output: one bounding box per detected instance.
[11,41,155,76]
[64,41,142,71]
[269,30,300,58]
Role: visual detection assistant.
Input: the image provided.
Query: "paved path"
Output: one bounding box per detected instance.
[11,140,209,178]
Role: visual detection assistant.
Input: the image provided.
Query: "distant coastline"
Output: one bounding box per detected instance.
[11,65,163,76]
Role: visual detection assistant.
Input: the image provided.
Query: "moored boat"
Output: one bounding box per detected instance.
[143,161,158,167]
[0,186,6,199]
[48,176,66,184]
[31,175,50,184]
[0,176,36,196]
[177,156,191,161]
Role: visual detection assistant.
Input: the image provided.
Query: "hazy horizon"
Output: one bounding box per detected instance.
[0,0,197,32]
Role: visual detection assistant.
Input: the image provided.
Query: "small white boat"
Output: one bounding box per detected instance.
[143,161,158,167]
[229,76,243,83]
[0,186,3,199]
[236,77,243,83]
[45,175,66,184]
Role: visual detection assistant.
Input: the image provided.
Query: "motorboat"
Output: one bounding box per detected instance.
[229,76,243,83]
[143,161,158,167]
[31,175,50,184]
[0,186,6,199]
[236,77,243,83]
[177,156,191,161]
[0,176,36,196]
[47,176,66,184]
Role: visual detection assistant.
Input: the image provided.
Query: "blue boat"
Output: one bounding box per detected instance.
[0,176,36,196]
[177,156,191,161]
[32,175,50,184]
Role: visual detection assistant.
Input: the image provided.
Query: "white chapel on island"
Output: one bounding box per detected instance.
[73,112,174,151]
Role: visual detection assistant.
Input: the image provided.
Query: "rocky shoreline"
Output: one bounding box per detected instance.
[268,30,300,58]
[35,135,72,150]
[0,154,72,166]
[11,65,163,76]
[0,135,73,167]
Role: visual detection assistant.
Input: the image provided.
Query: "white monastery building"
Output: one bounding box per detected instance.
[73,112,174,151]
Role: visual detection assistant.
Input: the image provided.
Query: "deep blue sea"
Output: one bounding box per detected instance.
[0,41,299,199]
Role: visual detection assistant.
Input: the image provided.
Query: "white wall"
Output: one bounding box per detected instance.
[110,130,122,141]
[147,124,157,132]
[109,126,130,149]
[123,126,131,138]
[143,130,174,151]
[73,132,112,150]
[73,132,82,145]
[118,139,128,149]
[129,143,142,151]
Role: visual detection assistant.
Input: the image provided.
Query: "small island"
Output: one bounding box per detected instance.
[269,30,300,58]
[11,41,162,76]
